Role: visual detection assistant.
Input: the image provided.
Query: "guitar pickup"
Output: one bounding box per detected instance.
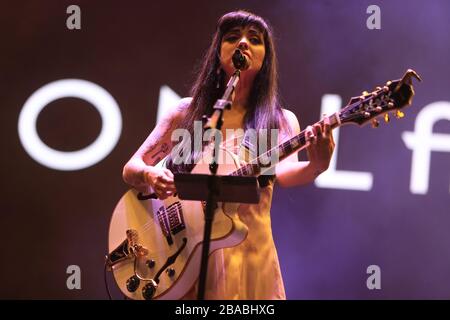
[168,202,185,235]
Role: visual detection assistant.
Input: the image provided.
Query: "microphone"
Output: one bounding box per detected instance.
[232,49,249,70]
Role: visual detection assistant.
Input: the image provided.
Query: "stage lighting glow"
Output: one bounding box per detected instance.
[18,79,122,171]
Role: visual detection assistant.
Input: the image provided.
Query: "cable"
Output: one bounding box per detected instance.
[104,257,113,300]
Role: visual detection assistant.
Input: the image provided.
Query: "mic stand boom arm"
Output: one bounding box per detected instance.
[204,69,241,136]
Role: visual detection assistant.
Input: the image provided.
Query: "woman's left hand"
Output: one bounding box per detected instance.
[305,116,335,175]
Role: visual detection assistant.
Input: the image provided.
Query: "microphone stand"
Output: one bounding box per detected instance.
[196,67,242,300]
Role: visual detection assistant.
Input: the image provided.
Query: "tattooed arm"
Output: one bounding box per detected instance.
[122,98,191,197]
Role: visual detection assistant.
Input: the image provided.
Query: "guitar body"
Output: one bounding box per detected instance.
[108,152,249,300]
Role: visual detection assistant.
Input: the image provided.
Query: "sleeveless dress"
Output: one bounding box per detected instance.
[182,132,286,300]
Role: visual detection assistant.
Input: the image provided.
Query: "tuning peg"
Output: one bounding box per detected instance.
[371,118,380,128]
[384,113,390,123]
[386,80,392,86]
[395,110,405,119]
[375,86,382,91]
[383,86,390,92]
[364,112,371,118]
[375,106,383,112]
[388,102,395,108]
[362,90,370,96]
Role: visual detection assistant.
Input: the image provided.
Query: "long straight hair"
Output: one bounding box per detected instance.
[181,10,288,134]
[168,11,289,174]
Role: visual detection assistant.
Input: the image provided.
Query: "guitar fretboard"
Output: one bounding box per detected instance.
[230,112,341,177]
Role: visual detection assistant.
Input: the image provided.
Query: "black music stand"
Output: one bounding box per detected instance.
[175,173,259,204]
[174,173,260,300]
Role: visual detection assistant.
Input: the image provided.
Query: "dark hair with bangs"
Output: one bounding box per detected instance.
[168,10,289,174]
[182,10,288,133]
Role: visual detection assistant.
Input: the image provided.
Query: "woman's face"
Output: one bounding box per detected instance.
[220,25,266,77]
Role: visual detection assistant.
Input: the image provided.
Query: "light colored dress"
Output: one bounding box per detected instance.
[183,132,286,300]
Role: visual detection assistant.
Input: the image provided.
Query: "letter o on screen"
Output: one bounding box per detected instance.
[18,79,122,171]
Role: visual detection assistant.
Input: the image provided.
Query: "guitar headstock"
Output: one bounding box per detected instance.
[339,69,422,127]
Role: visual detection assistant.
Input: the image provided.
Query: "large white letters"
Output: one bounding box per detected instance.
[18,79,122,171]
[315,94,374,191]
[402,102,450,194]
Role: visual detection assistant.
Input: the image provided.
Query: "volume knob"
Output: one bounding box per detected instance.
[142,280,158,300]
[126,275,140,292]
[146,259,155,268]
[166,267,176,277]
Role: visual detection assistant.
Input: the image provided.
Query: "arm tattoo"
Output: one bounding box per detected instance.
[151,143,169,159]
[143,116,174,158]
[144,144,158,157]
[142,99,188,160]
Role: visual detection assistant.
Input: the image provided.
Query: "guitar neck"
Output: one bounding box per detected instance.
[230,112,342,177]
[229,70,421,178]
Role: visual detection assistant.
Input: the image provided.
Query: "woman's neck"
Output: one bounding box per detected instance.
[230,73,254,112]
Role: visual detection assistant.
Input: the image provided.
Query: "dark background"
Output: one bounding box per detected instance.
[1,0,449,299]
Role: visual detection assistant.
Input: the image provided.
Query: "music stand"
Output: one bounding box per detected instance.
[175,173,260,203]
[174,173,260,300]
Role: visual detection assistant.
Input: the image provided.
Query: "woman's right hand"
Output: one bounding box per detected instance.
[144,167,176,200]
